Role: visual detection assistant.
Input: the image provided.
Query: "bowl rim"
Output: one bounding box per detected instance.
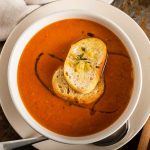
[7,9,142,144]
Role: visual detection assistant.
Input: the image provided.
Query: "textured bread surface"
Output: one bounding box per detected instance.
[64,37,107,94]
[52,66,104,104]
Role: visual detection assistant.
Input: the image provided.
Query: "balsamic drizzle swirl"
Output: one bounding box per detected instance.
[87,32,95,37]
[48,53,64,62]
[34,51,128,114]
[108,52,129,59]
[35,53,55,95]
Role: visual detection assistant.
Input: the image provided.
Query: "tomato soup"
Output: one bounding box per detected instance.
[17,19,133,136]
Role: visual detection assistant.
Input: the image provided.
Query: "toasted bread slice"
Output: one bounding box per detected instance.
[64,37,107,94]
[52,66,104,104]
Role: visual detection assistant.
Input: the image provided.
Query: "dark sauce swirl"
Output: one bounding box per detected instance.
[34,51,129,115]
[34,53,55,95]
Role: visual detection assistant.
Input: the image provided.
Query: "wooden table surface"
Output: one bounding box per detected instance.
[0,0,150,149]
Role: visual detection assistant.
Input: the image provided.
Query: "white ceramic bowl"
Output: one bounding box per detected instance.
[8,10,142,144]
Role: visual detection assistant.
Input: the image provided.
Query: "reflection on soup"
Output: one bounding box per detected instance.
[17,19,133,136]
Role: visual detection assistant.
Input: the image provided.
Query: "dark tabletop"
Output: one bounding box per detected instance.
[0,0,150,149]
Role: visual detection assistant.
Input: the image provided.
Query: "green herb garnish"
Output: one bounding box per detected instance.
[76,53,84,60]
[81,47,86,51]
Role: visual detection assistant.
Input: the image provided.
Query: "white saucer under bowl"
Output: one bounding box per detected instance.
[0,0,150,149]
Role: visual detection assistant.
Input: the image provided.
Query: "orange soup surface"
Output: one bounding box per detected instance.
[17,19,133,136]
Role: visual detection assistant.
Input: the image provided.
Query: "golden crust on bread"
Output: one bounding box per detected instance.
[52,66,104,104]
[64,38,107,94]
